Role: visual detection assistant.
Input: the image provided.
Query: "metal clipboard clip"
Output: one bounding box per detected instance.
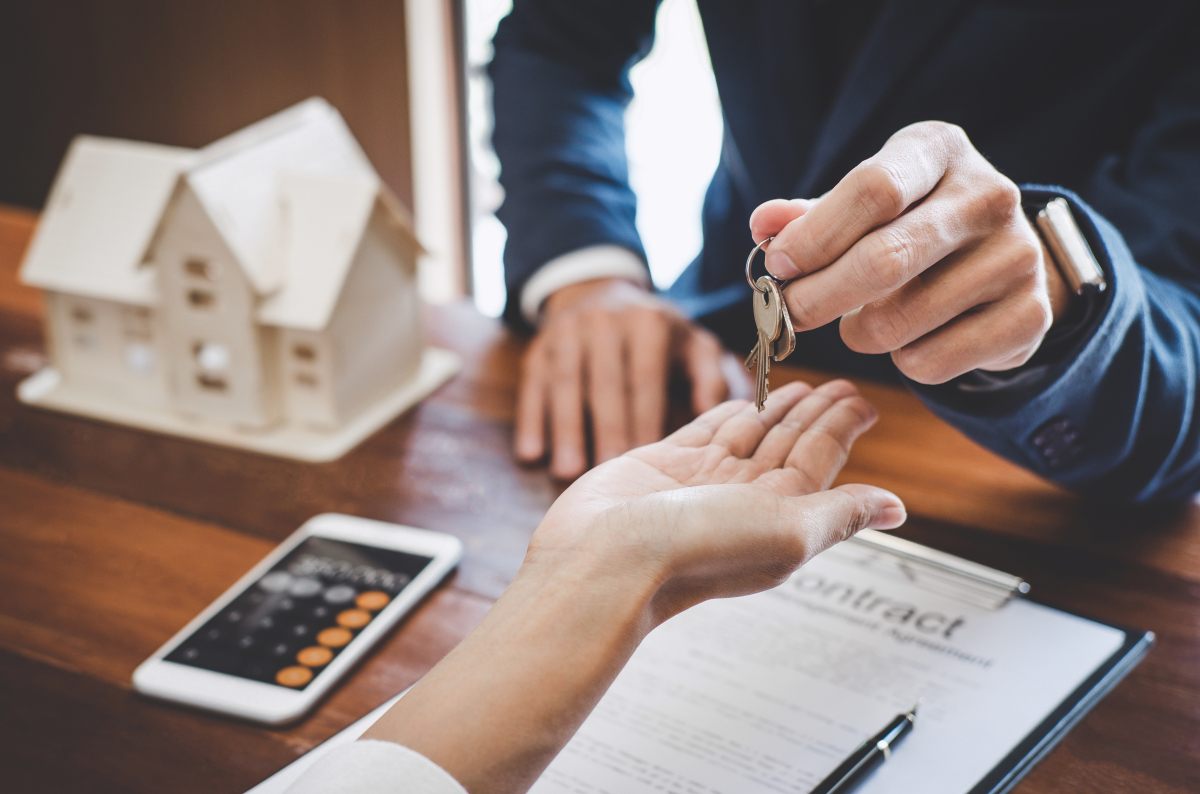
[843,530,1030,610]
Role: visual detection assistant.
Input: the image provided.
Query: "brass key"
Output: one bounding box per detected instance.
[745,276,783,411]
[744,238,796,410]
[775,290,796,361]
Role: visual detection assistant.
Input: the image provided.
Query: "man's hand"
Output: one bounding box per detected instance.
[751,121,1073,385]
[516,277,748,480]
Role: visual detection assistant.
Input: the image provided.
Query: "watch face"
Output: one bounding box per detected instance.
[165,537,432,689]
[1036,197,1105,296]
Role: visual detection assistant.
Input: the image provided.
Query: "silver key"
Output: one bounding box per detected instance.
[745,276,782,411]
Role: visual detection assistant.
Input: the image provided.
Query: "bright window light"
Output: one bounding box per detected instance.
[626,0,723,290]
[465,0,724,316]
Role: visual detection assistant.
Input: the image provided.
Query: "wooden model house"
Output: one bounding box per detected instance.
[18,98,458,461]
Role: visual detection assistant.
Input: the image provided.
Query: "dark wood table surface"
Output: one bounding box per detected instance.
[1,205,1197,793]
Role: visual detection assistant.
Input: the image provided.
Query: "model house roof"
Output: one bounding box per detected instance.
[257,172,420,331]
[21,98,419,328]
[20,136,196,305]
[183,98,379,296]
[257,172,375,330]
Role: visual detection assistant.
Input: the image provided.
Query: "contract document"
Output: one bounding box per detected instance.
[248,537,1149,794]
[530,539,1144,794]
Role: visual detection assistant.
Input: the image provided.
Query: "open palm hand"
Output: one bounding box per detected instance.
[528,380,905,624]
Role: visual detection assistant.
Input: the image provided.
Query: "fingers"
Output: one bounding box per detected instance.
[663,399,750,448]
[778,390,877,493]
[786,171,1028,336]
[584,311,630,464]
[708,381,813,458]
[748,198,813,244]
[683,328,728,415]
[836,235,1016,356]
[765,122,967,283]
[890,291,1051,384]
[778,198,963,332]
[521,285,710,477]
[787,484,907,562]
[514,339,548,462]
[548,322,588,479]
[664,380,809,450]
[628,309,671,447]
[748,380,873,488]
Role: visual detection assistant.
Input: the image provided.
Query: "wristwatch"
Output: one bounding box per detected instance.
[1032,197,1106,295]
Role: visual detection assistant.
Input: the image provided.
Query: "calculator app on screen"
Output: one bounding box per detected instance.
[165,537,432,689]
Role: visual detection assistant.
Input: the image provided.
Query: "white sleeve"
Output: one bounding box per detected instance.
[519,245,650,325]
[283,740,468,794]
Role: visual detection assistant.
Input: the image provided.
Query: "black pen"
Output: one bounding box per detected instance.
[810,702,919,794]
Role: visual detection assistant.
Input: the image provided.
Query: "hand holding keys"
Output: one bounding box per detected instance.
[744,239,796,411]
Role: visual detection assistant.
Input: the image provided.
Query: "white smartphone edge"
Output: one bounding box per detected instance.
[132,513,463,725]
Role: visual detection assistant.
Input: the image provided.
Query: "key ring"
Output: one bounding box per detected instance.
[745,237,776,293]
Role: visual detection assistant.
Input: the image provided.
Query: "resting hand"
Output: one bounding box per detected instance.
[751,121,1072,385]
[515,277,748,480]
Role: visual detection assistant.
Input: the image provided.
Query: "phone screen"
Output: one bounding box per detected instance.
[165,537,433,690]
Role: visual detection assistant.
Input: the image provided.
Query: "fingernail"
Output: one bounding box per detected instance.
[516,437,541,460]
[872,504,907,530]
[765,250,801,279]
[551,448,584,480]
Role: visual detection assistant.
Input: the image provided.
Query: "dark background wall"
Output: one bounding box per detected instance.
[0,0,414,211]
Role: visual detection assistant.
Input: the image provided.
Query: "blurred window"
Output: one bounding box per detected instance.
[464,0,723,317]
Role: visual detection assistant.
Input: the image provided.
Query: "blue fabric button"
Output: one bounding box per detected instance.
[1030,417,1083,470]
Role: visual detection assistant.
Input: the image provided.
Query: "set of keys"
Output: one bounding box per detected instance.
[744,237,796,411]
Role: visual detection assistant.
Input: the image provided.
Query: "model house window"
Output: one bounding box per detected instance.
[184,257,221,280]
[196,372,228,392]
[70,304,97,349]
[122,307,153,340]
[193,341,230,392]
[292,343,317,362]
[193,341,231,371]
[125,342,156,375]
[187,289,217,309]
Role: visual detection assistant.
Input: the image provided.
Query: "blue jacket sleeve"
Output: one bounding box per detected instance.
[489,0,659,328]
[912,42,1200,503]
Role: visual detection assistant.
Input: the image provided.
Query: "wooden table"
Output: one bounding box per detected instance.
[1,205,1197,793]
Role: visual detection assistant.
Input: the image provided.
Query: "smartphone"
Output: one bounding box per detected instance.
[133,513,463,724]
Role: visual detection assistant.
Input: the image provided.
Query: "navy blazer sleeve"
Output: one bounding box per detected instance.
[913,39,1200,503]
[489,0,658,328]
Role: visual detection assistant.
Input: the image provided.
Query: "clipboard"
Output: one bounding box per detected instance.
[845,529,1153,793]
[970,615,1152,794]
[247,534,1154,794]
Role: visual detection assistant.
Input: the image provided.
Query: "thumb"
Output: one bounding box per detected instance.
[749,198,814,243]
[789,484,906,560]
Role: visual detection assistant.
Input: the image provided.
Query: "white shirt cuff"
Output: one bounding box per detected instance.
[283,740,468,794]
[519,245,650,325]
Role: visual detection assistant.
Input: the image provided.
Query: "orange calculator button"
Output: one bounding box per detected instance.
[297,646,334,667]
[337,609,371,629]
[317,627,353,648]
[276,666,313,687]
[356,591,391,611]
